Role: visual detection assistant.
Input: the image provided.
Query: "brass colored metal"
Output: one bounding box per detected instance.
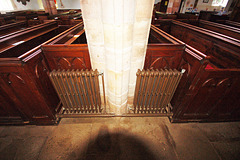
[133,69,141,111]
[101,72,106,113]
[133,69,183,114]
[49,69,103,115]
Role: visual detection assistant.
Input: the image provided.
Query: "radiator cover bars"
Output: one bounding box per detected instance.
[133,69,183,114]
[49,69,102,114]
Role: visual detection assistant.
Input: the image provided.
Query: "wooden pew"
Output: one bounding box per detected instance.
[198,11,215,20]
[41,22,89,71]
[157,20,240,68]
[180,19,240,40]
[0,10,49,26]
[154,12,198,20]
[215,20,240,29]
[0,21,59,57]
[0,21,27,37]
[39,10,82,25]
[59,13,82,25]
[0,14,16,25]
[148,25,240,122]
[0,21,77,124]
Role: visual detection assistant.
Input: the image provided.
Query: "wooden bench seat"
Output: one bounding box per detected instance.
[41,22,90,71]
[0,21,79,125]
[147,25,240,122]
[0,21,59,57]
[216,20,240,29]
[157,20,240,68]
[0,21,28,37]
[179,19,240,40]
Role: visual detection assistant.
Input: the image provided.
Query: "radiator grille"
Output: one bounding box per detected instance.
[49,69,102,114]
[133,69,183,114]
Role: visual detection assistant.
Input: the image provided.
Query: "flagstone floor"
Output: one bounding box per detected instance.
[0,117,239,160]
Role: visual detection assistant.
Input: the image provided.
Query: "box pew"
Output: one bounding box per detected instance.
[157,20,240,68]
[0,11,28,25]
[148,25,240,122]
[198,10,229,21]
[0,15,16,25]
[154,12,198,20]
[180,19,240,40]
[38,10,82,25]
[0,21,80,124]
[57,9,81,14]
[0,21,28,37]
[215,20,240,29]
[58,13,82,25]
[176,13,198,20]
[0,21,60,57]
[41,23,240,122]
[41,22,90,71]
[48,11,73,20]
[70,19,83,26]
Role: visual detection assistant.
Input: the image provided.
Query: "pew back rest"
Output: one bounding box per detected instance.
[170,20,240,68]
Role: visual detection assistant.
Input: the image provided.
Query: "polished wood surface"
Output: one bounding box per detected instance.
[42,44,91,71]
[179,19,240,40]
[216,20,240,28]
[156,20,240,68]
[0,21,28,37]
[146,25,240,122]
[0,21,78,125]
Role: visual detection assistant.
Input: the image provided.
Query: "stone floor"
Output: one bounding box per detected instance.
[0,117,239,160]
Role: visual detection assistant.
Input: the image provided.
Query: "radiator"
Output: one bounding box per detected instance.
[49,69,102,114]
[133,69,183,114]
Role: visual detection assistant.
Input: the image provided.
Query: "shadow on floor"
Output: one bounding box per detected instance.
[83,125,160,160]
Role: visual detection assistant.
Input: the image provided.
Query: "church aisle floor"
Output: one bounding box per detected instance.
[0,117,239,160]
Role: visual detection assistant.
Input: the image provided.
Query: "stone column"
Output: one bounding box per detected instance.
[128,0,155,107]
[80,0,154,114]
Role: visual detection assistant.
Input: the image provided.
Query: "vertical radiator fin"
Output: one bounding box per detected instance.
[49,69,102,114]
[133,69,183,114]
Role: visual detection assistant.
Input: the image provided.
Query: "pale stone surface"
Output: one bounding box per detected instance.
[167,123,221,160]
[80,0,155,113]
[0,127,5,135]
[0,126,56,137]
[38,123,92,160]
[0,118,240,160]
[211,141,240,160]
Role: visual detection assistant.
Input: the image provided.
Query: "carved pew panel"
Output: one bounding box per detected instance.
[0,21,81,125]
[178,67,240,121]
[179,19,240,40]
[171,47,207,116]
[0,55,58,124]
[169,21,240,68]
[144,44,184,70]
[149,25,240,122]
[42,45,91,71]
[198,20,240,40]
[0,75,26,122]
[0,21,28,37]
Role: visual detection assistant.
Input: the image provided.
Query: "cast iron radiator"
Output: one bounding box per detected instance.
[133,69,183,114]
[49,69,103,114]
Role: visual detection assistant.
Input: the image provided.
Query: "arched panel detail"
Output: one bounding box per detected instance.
[217,78,231,87]
[180,62,191,77]
[202,78,215,87]
[7,73,25,85]
[35,60,48,79]
[35,63,40,78]
[57,58,71,69]
[71,57,87,69]
[150,57,170,69]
